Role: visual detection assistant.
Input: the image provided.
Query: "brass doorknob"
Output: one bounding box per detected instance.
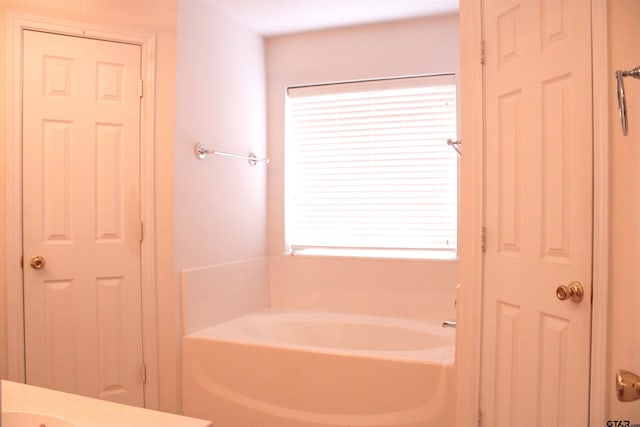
[30,255,46,270]
[617,369,640,402]
[556,281,584,303]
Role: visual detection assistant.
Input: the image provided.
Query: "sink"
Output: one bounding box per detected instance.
[2,411,77,427]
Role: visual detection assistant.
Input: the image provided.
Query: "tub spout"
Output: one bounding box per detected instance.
[442,320,456,328]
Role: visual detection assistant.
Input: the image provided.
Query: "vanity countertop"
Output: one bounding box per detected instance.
[1,380,213,427]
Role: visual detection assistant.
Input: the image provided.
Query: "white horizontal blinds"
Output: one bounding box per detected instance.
[286,74,457,255]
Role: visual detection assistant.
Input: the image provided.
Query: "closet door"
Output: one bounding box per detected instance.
[480,1,593,425]
[22,29,145,407]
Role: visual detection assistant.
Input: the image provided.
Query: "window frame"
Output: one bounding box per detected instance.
[284,73,460,260]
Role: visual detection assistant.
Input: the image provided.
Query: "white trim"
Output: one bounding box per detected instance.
[5,13,160,409]
[5,12,25,384]
[589,0,609,424]
[138,31,160,411]
[456,0,484,425]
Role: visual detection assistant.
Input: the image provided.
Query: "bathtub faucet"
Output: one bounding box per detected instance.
[442,320,456,328]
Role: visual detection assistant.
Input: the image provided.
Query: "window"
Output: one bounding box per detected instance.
[285,74,458,259]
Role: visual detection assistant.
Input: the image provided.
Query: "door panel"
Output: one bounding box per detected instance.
[481,1,593,425]
[22,30,144,407]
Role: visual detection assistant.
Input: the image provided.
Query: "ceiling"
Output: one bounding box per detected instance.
[207,0,460,36]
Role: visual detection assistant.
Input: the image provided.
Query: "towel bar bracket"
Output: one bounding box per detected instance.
[194,143,269,166]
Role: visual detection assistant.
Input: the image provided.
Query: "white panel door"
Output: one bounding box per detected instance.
[22,30,144,407]
[481,1,592,426]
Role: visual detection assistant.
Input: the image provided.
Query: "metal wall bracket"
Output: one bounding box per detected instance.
[194,143,269,166]
[447,139,462,157]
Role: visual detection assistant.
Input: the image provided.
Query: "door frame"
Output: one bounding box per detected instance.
[4,13,161,409]
[456,0,609,425]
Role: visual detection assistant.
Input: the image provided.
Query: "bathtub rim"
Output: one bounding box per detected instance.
[184,308,455,365]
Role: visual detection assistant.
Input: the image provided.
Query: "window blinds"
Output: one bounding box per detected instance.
[285,74,458,258]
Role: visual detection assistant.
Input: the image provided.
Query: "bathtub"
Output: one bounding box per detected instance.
[182,309,456,427]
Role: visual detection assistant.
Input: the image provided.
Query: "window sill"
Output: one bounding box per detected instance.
[286,247,459,262]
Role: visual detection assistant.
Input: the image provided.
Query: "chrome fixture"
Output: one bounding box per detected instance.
[194,143,269,166]
[442,320,457,328]
[556,281,584,303]
[616,369,640,402]
[615,66,640,135]
[446,139,461,157]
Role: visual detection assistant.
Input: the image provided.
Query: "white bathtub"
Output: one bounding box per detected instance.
[182,309,456,427]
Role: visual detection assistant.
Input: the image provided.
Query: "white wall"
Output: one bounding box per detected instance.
[266,15,461,320]
[174,0,269,408]
[607,0,640,420]
[175,0,267,270]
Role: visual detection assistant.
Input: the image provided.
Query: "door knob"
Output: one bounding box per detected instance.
[29,255,46,270]
[556,281,584,303]
[616,369,640,402]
